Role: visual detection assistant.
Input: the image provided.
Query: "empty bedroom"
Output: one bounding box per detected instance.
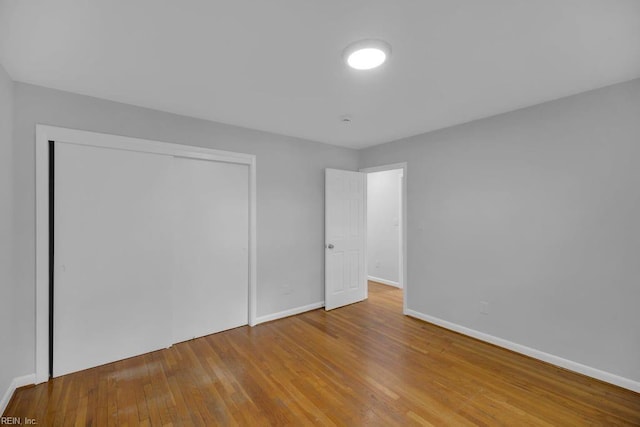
[1,1,639,425]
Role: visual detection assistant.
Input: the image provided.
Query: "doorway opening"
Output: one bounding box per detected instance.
[361,163,407,313]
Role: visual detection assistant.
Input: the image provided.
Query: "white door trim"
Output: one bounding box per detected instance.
[360,163,408,315]
[35,124,258,384]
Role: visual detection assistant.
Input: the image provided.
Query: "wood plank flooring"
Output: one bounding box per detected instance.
[5,281,640,426]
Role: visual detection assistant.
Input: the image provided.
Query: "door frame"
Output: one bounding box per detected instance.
[35,124,258,384]
[360,162,408,315]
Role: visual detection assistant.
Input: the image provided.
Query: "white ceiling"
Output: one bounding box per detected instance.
[1,1,639,149]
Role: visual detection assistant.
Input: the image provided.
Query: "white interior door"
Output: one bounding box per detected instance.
[325,169,367,310]
[54,142,174,377]
[172,158,249,343]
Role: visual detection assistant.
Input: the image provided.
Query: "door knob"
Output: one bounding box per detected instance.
[327,244,334,249]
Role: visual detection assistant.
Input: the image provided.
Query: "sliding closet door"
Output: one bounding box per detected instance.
[171,158,249,343]
[53,143,174,377]
[54,141,250,377]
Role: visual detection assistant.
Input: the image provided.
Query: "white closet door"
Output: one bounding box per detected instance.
[54,143,174,377]
[171,158,249,343]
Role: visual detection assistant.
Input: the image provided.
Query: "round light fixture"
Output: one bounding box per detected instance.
[343,39,391,70]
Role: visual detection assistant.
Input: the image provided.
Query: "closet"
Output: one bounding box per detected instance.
[52,139,249,377]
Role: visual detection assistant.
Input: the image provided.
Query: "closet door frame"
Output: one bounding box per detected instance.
[35,124,257,384]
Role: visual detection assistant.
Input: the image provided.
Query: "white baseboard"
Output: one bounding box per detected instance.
[405,309,640,393]
[254,301,325,325]
[1,374,36,415]
[368,275,401,288]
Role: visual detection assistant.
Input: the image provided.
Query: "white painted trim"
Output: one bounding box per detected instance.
[363,173,368,302]
[368,275,400,288]
[248,156,258,326]
[254,302,325,325]
[360,163,407,174]
[35,124,258,384]
[0,374,35,415]
[37,125,254,164]
[405,309,640,393]
[360,163,408,315]
[35,126,48,384]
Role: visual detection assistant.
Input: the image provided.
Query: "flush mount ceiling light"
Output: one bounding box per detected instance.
[343,39,392,70]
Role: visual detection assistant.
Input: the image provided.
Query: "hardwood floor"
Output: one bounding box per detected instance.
[5,281,640,426]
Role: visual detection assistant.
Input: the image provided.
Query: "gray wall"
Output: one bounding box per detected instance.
[0,64,16,400]
[360,78,640,382]
[11,82,358,378]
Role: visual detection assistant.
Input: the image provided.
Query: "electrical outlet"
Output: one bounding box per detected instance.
[480,301,489,315]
